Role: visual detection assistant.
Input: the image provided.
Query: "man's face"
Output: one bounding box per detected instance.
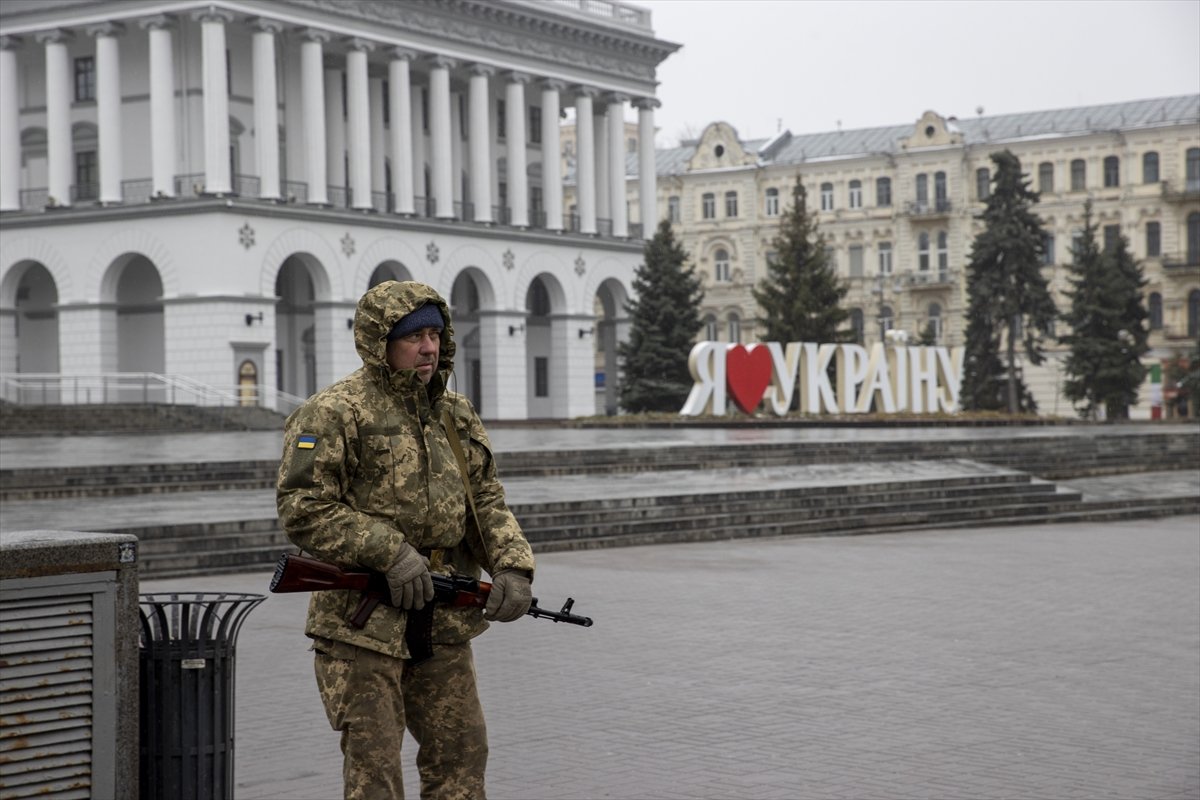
[386,328,440,384]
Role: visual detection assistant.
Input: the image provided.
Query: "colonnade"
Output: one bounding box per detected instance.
[0,11,661,238]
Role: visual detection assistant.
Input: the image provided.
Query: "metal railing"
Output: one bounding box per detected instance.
[0,373,307,414]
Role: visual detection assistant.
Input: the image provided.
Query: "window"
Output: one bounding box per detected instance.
[74,150,98,200]
[849,180,862,209]
[1103,156,1119,188]
[1188,212,1200,265]
[1148,292,1163,330]
[534,357,548,397]
[915,174,928,207]
[918,232,930,271]
[1143,152,1159,184]
[1103,224,1120,253]
[727,314,741,343]
[1146,222,1161,257]
[849,245,864,277]
[1188,148,1200,191]
[702,193,716,219]
[927,303,943,343]
[704,315,718,341]
[876,177,891,207]
[529,106,542,144]
[1190,289,1200,339]
[1042,232,1056,265]
[820,182,833,211]
[668,195,680,223]
[878,305,894,339]
[1038,162,1054,193]
[824,246,836,272]
[1070,159,1086,191]
[714,248,730,282]
[878,242,893,274]
[765,187,779,216]
[976,168,990,201]
[850,308,865,344]
[74,56,95,102]
[936,231,948,273]
[725,191,738,217]
[934,171,947,207]
[1071,230,1085,259]
[496,99,505,140]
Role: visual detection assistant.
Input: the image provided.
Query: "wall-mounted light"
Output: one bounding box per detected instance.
[245,312,264,326]
[578,327,594,339]
[508,324,525,337]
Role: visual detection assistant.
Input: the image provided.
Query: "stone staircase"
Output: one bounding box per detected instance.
[1,425,1196,578]
[0,401,285,436]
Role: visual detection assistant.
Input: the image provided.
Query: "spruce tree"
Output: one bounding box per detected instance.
[1059,201,1150,419]
[960,150,1057,413]
[753,177,850,343]
[618,220,705,413]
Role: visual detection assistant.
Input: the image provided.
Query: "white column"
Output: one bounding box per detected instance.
[194,8,233,194]
[299,29,328,205]
[141,17,176,199]
[540,80,564,231]
[505,71,529,227]
[388,49,415,215]
[325,66,346,204]
[635,97,659,238]
[251,19,282,200]
[450,88,463,214]
[468,64,493,223]
[607,94,628,237]
[428,55,455,219]
[369,75,385,207]
[594,106,609,226]
[88,23,124,204]
[345,39,372,210]
[574,88,596,234]
[37,30,72,207]
[0,37,23,211]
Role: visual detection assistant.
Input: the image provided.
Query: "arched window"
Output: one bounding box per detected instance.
[1188,212,1200,266]
[934,171,947,207]
[937,231,949,273]
[878,305,894,339]
[703,314,718,341]
[915,173,928,207]
[918,232,930,271]
[1148,292,1163,330]
[727,313,741,343]
[975,168,990,201]
[820,182,834,211]
[1146,222,1161,257]
[701,192,715,219]
[849,308,865,344]
[1143,152,1159,184]
[1188,148,1200,189]
[238,360,259,407]
[927,303,942,343]
[1103,155,1120,188]
[1071,159,1086,191]
[1189,289,1200,339]
[714,248,730,282]
[876,177,891,207]
[848,179,862,209]
[1038,162,1054,193]
[765,187,779,216]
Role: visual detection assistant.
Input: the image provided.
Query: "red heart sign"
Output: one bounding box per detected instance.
[726,344,772,414]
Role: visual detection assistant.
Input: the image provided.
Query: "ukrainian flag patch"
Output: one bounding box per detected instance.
[297,434,317,450]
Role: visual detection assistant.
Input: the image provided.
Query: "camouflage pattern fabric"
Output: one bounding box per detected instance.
[277,279,535,659]
[313,638,487,800]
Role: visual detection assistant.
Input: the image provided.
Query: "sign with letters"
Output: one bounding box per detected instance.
[680,341,965,416]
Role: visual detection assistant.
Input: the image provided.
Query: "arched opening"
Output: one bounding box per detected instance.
[524,274,564,418]
[450,270,485,408]
[594,278,629,416]
[275,256,317,398]
[12,263,60,375]
[367,260,411,292]
[238,359,258,406]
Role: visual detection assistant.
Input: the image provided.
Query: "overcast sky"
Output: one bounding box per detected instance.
[633,0,1200,147]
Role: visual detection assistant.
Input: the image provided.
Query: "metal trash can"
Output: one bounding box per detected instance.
[138,592,264,800]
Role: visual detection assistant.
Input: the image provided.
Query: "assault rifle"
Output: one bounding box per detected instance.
[269,552,594,629]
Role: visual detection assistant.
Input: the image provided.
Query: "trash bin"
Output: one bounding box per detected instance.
[138,592,265,800]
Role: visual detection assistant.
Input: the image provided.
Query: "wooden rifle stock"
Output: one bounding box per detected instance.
[268,553,593,629]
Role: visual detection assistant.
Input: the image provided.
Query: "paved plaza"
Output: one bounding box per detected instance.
[144,516,1200,800]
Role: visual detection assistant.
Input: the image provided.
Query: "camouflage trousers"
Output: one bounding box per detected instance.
[314,640,488,800]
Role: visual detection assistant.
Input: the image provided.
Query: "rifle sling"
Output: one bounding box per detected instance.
[441,408,494,574]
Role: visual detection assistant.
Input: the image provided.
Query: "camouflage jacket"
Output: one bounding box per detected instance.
[276,280,535,659]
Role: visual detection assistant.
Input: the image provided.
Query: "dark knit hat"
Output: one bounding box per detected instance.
[387,303,445,340]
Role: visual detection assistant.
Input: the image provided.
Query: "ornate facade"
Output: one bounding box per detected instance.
[0,0,677,418]
[611,96,1200,418]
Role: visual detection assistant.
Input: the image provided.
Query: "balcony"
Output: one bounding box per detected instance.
[1162,253,1200,274]
[1161,179,1200,203]
[902,269,956,289]
[904,198,953,219]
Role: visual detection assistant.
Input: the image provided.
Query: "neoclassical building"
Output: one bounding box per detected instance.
[0,0,676,419]
[608,95,1200,417]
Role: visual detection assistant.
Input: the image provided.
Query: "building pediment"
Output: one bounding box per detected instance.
[687,122,756,171]
[900,111,963,149]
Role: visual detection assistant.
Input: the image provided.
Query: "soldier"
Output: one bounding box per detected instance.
[277,280,535,799]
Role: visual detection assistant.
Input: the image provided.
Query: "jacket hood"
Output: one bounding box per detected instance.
[354,281,456,379]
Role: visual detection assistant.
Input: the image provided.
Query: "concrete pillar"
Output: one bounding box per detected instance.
[0,37,23,211]
[251,19,283,200]
[89,22,124,204]
[607,94,628,237]
[141,17,176,199]
[37,30,72,207]
[468,64,494,223]
[300,29,329,204]
[505,72,530,227]
[388,49,415,215]
[194,7,233,194]
[635,97,659,238]
[345,39,373,210]
[574,88,597,234]
[541,80,565,231]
